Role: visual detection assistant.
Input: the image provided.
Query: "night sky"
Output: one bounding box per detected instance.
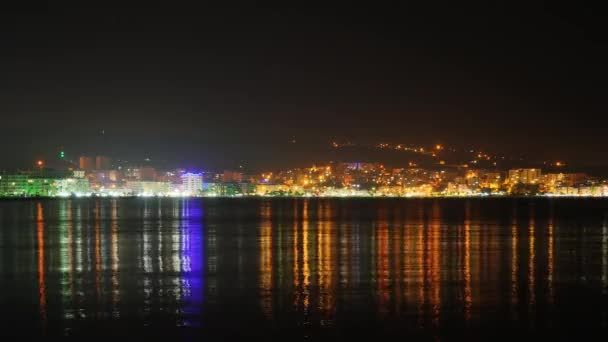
[1,3,606,171]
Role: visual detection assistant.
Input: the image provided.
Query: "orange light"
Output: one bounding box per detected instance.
[37,160,43,167]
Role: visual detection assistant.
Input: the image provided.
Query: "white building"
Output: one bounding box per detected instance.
[57,178,90,195]
[126,181,171,195]
[181,172,203,195]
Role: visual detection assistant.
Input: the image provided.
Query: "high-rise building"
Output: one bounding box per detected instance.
[181,172,203,195]
[95,156,112,170]
[508,168,541,184]
[79,156,94,171]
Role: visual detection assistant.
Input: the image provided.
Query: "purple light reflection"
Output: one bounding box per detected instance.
[180,199,204,328]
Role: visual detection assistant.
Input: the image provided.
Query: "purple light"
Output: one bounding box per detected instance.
[180,199,204,327]
[181,172,203,177]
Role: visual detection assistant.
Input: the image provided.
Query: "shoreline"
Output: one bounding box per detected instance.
[1,195,607,200]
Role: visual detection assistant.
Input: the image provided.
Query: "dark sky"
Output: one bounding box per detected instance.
[1,3,607,171]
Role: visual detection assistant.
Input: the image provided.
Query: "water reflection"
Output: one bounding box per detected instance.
[511,205,518,320]
[1,198,608,337]
[111,200,120,317]
[259,201,272,317]
[36,202,46,330]
[604,217,608,295]
[529,203,536,324]
[464,201,473,322]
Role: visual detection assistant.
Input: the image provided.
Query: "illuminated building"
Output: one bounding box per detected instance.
[157,169,185,184]
[203,182,256,196]
[95,156,112,170]
[57,178,90,195]
[465,170,480,188]
[0,174,59,196]
[239,182,257,195]
[256,184,289,196]
[508,168,541,184]
[342,162,381,172]
[126,181,171,195]
[91,170,108,183]
[203,182,221,195]
[0,174,28,196]
[181,172,203,195]
[578,186,605,196]
[554,186,579,195]
[445,182,472,195]
[79,156,94,171]
[563,173,590,186]
[107,170,122,182]
[125,167,156,181]
[480,172,502,189]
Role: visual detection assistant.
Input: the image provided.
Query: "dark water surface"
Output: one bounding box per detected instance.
[1,198,608,339]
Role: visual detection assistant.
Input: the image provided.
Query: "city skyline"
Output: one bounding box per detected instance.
[1,3,607,170]
[1,153,605,197]
[2,3,608,339]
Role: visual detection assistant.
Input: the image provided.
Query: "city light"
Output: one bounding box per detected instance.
[1,144,605,198]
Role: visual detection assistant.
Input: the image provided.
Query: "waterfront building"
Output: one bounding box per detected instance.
[508,168,541,184]
[126,181,171,195]
[181,172,203,195]
[57,178,90,195]
[256,184,289,196]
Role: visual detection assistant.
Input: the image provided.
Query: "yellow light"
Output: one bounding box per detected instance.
[435,144,443,150]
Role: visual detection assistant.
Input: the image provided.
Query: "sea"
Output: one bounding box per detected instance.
[1,197,607,339]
